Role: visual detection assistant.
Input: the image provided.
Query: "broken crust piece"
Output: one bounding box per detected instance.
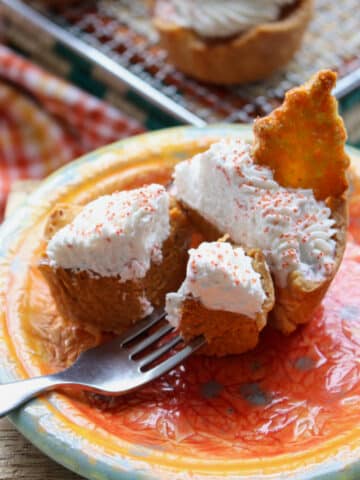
[39,196,192,334]
[253,70,350,201]
[166,242,274,357]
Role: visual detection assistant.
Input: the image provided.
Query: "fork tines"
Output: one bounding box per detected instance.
[120,309,205,374]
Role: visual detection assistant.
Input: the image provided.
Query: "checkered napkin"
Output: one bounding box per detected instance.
[0,45,144,220]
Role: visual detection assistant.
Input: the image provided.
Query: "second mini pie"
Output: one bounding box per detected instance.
[154,0,313,84]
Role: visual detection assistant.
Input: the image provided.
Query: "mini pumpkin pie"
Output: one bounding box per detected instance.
[166,241,274,356]
[153,0,313,84]
[39,184,192,334]
[173,72,349,334]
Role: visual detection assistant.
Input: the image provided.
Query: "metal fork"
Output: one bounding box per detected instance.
[0,310,205,417]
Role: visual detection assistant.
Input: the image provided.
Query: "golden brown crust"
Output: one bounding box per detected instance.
[178,247,274,356]
[250,248,275,325]
[253,70,350,200]
[154,0,313,84]
[270,195,348,333]
[39,200,192,334]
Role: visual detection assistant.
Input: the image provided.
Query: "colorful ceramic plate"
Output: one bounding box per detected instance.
[1,125,360,480]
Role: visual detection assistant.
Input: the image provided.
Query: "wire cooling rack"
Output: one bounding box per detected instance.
[1,0,360,128]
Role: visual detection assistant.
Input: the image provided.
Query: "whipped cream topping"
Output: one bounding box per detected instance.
[157,0,293,38]
[174,139,337,287]
[47,184,170,281]
[166,242,266,327]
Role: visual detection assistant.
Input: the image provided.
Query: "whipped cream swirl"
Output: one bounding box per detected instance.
[166,242,266,327]
[174,138,337,287]
[47,184,170,281]
[157,0,293,38]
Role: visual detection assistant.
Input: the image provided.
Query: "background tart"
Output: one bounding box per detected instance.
[154,0,313,84]
[166,242,274,356]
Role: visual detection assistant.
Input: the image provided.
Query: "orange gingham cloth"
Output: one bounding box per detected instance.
[0,45,144,220]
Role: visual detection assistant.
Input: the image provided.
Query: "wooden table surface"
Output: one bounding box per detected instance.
[1,181,83,479]
[0,418,82,479]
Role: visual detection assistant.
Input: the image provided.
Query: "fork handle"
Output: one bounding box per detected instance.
[0,375,61,418]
